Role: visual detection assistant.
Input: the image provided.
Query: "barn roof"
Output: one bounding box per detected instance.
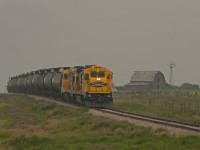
[130,71,160,82]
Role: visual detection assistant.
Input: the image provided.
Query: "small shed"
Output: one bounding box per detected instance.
[124,71,166,91]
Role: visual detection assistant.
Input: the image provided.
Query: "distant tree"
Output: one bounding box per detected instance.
[192,84,199,89]
[181,83,199,89]
[165,84,180,89]
[115,86,125,91]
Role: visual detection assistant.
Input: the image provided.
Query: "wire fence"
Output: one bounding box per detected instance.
[148,99,200,113]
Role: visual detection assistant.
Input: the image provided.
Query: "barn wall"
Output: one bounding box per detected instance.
[124,71,167,91]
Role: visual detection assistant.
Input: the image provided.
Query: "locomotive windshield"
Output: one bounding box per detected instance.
[64,74,68,79]
[90,71,105,78]
[91,71,97,77]
[98,71,105,77]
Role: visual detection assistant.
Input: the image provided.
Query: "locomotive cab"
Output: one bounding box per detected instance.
[61,69,71,100]
[81,65,113,107]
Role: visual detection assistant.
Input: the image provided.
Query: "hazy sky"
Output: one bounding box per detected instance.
[1,0,200,92]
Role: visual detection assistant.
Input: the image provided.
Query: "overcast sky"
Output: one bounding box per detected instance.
[0,0,200,92]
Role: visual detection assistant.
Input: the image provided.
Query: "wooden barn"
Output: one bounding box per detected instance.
[124,71,166,91]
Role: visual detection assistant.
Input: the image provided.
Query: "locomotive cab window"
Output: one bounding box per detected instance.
[107,74,110,79]
[76,76,79,82]
[91,71,97,78]
[84,74,89,80]
[98,71,105,78]
[73,76,75,82]
[64,74,68,79]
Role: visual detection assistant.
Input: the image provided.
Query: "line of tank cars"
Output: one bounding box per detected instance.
[7,65,113,107]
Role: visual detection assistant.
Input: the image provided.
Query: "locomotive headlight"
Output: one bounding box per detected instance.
[97,78,101,81]
[88,94,91,98]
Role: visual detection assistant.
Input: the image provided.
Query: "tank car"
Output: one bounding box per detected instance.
[7,78,12,93]
[23,74,30,94]
[26,72,35,94]
[52,72,62,98]
[9,76,18,93]
[16,77,22,93]
[43,69,56,97]
[35,70,47,95]
[32,71,41,95]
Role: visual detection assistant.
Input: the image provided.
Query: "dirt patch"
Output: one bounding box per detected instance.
[14,115,33,129]
[6,106,20,115]
[43,120,62,130]
[0,94,16,101]
[0,120,5,127]
[5,106,33,129]
[0,126,49,138]
[28,95,81,109]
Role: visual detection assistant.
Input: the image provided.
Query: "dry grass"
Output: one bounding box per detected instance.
[1,94,200,150]
[113,92,200,124]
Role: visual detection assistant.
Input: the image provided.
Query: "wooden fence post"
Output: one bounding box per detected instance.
[181,104,182,112]
[184,104,186,112]
[188,104,190,112]
[149,99,151,105]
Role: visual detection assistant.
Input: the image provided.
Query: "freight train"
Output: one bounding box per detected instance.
[7,65,113,107]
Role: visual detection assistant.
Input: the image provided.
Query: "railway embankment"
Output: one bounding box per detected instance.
[1,94,200,149]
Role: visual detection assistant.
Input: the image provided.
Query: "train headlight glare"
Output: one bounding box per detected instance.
[97,78,101,81]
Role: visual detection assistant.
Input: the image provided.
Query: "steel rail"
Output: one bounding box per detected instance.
[96,108,200,133]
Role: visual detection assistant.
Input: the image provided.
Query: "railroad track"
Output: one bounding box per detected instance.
[27,94,200,133]
[96,108,200,133]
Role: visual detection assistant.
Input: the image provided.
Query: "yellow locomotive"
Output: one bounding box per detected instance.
[61,65,113,107]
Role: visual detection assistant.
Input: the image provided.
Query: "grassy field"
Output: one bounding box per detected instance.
[113,92,200,124]
[0,94,200,149]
